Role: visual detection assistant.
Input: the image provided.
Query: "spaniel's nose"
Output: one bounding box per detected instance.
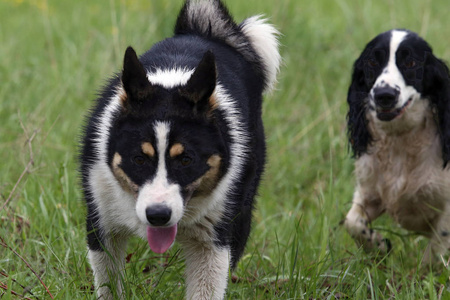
[373,87,399,109]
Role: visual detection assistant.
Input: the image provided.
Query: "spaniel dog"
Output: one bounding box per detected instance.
[344,29,450,260]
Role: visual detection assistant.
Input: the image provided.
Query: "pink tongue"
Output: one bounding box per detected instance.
[146,225,177,253]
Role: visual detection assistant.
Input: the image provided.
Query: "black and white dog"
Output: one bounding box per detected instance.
[79,0,280,298]
[344,29,450,260]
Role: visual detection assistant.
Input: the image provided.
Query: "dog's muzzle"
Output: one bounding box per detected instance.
[372,87,406,121]
[145,204,178,254]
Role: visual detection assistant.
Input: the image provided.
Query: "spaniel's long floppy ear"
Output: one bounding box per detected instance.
[347,55,372,158]
[424,53,450,167]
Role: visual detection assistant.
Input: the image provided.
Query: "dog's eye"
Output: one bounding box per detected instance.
[180,156,192,166]
[367,59,378,67]
[133,156,146,165]
[404,59,416,68]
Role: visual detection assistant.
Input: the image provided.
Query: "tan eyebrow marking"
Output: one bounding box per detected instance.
[169,143,185,157]
[111,152,138,195]
[141,142,155,157]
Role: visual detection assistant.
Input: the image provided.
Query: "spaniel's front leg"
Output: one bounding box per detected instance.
[344,190,391,253]
[425,205,450,264]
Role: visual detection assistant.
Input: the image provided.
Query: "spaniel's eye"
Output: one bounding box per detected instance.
[180,156,192,166]
[367,59,378,67]
[133,156,146,165]
[404,59,416,68]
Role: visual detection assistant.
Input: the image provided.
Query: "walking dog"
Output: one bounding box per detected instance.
[79,0,280,298]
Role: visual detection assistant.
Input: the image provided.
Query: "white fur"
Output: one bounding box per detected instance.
[135,121,184,226]
[88,238,128,300]
[147,68,194,89]
[182,243,230,300]
[89,162,146,237]
[240,15,281,93]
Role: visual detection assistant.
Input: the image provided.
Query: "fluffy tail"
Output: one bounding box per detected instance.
[175,0,281,93]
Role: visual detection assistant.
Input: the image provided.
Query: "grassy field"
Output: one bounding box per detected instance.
[1,0,450,299]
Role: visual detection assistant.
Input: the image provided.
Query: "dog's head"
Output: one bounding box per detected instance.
[347,29,450,163]
[107,47,226,253]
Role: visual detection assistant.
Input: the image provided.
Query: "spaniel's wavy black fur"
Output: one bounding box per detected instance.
[423,54,450,165]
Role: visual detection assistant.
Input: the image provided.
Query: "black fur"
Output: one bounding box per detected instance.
[423,54,450,166]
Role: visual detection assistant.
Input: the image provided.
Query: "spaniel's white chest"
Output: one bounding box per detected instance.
[355,131,450,232]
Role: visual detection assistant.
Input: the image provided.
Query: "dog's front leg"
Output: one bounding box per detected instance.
[426,206,450,264]
[344,189,391,253]
[88,236,128,300]
[182,241,230,300]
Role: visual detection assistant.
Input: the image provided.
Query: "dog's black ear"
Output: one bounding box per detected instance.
[423,53,450,167]
[121,47,155,110]
[179,50,217,117]
[347,55,372,158]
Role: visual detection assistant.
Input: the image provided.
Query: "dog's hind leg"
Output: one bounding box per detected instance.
[88,234,128,300]
[182,241,230,300]
[344,189,391,253]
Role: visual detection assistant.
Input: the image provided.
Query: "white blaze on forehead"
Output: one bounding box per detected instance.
[147,68,194,89]
[135,121,184,226]
[154,121,170,179]
[369,30,422,111]
[373,30,408,89]
[387,30,408,71]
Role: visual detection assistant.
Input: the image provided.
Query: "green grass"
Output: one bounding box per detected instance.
[1,0,450,298]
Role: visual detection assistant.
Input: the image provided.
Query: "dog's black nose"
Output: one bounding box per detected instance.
[373,87,399,109]
[146,205,172,226]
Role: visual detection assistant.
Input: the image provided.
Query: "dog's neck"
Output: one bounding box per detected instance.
[365,98,441,166]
